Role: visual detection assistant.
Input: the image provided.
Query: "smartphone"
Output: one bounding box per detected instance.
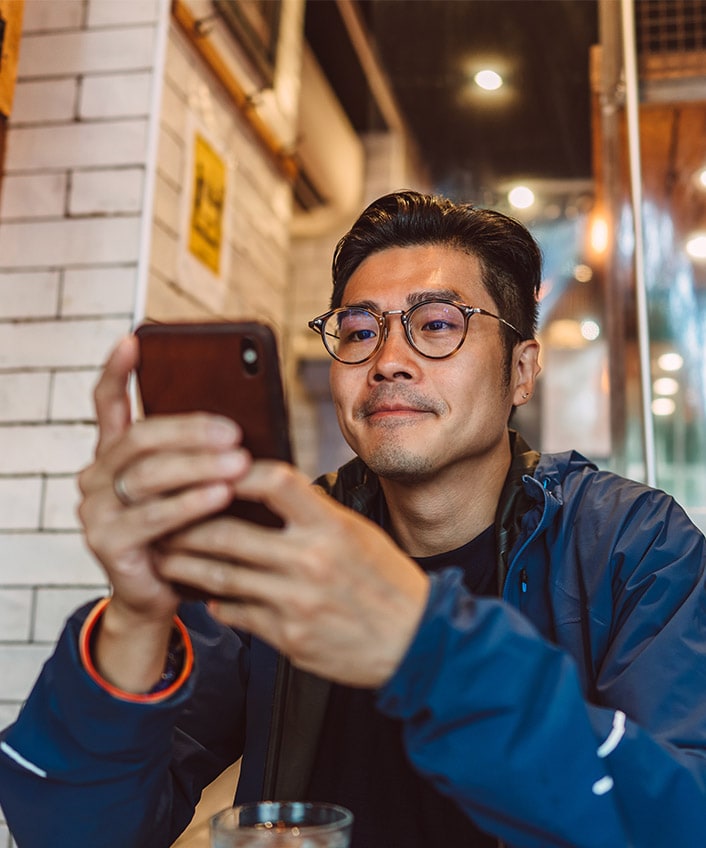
[134,321,293,529]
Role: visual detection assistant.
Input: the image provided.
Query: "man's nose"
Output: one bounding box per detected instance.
[371,314,417,379]
[380,312,410,352]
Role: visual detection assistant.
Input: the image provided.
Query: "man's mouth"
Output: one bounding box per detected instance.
[365,404,427,417]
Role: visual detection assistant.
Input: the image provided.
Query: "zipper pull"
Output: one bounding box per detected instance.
[520,568,528,594]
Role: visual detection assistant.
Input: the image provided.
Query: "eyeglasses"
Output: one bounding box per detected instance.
[308,298,522,365]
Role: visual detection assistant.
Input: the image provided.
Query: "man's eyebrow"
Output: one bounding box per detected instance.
[343,289,466,311]
[407,288,464,305]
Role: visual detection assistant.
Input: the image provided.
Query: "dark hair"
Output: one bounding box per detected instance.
[331,190,542,358]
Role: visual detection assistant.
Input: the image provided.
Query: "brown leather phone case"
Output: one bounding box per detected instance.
[135,321,292,528]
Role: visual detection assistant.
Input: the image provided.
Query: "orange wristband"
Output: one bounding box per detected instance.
[79,598,194,704]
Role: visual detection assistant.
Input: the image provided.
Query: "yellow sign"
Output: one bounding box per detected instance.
[188,133,226,275]
[0,0,26,117]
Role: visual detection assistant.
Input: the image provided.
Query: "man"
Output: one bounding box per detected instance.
[1,191,705,847]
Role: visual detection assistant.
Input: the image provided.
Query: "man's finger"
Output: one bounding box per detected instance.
[230,461,338,527]
[83,481,235,561]
[94,336,139,454]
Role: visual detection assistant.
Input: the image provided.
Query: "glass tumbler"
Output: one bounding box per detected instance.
[210,801,353,848]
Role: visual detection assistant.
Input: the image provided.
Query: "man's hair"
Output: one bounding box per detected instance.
[331,190,542,359]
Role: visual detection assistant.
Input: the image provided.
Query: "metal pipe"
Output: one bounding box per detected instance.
[620,0,657,486]
[171,0,299,183]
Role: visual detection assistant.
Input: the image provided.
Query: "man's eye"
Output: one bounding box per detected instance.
[422,319,453,332]
[344,327,377,343]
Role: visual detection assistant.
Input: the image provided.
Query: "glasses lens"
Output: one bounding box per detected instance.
[323,308,380,363]
[408,301,467,357]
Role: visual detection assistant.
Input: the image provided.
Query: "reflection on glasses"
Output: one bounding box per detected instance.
[308,299,521,365]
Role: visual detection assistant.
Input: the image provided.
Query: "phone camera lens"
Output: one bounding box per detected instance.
[241,338,260,376]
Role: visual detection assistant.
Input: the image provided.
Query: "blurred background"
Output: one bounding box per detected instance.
[0,1,705,843]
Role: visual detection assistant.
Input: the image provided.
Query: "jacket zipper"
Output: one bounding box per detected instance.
[503,475,560,606]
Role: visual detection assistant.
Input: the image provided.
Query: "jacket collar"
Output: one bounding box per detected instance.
[494,430,541,591]
[314,429,543,592]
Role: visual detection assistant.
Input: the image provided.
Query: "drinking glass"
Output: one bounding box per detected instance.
[210,801,353,848]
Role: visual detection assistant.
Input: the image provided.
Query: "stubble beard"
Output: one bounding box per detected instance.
[357,422,438,483]
[344,386,448,482]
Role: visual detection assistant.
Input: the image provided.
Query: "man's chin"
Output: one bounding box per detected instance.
[362,447,435,483]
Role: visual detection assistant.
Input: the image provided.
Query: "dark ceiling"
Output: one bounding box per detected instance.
[305,0,599,199]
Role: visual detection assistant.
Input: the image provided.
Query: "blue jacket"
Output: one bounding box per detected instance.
[2,434,706,847]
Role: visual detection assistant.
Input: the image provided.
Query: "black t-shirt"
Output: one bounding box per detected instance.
[307,524,498,848]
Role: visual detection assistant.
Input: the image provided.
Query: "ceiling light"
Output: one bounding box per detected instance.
[653,377,679,396]
[474,69,503,91]
[652,397,675,417]
[573,263,593,283]
[508,186,535,209]
[657,352,683,372]
[580,320,600,341]
[686,233,706,260]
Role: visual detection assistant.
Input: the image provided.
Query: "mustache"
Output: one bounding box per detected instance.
[355,387,446,419]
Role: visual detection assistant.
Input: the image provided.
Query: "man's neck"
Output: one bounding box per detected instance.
[378,437,512,558]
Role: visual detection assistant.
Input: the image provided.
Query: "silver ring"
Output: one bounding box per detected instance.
[113,474,135,507]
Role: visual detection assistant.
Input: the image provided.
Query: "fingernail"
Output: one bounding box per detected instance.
[209,417,238,443]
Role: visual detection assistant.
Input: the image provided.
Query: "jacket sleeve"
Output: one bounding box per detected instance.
[376,504,706,848]
[0,601,249,848]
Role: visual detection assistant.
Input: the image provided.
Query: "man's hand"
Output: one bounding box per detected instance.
[157,462,431,688]
[76,337,251,692]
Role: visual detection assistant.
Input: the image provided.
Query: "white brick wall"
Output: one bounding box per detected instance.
[0,271,60,319]
[0,425,96,475]
[69,167,145,216]
[87,0,161,27]
[17,27,158,77]
[79,72,153,119]
[21,0,85,33]
[0,218,142,267]
[5,120,149,171]
[0,591,32,641]
[49,371,101,421]
[61,267,136,317]
[0,172,67,219]
[0,479,43,530]
[0,318,132,369]
[10,78,77,123]
[43,475,83,530]
[0,373,52,422]
[1,532,104,586]
[0,1,166,791]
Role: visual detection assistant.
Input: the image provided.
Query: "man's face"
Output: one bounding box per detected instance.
[329,244,538,484]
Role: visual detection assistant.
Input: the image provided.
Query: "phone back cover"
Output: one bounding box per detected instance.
[135,321,292,527]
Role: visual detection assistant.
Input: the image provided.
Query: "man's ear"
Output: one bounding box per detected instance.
[512,339,541,406]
